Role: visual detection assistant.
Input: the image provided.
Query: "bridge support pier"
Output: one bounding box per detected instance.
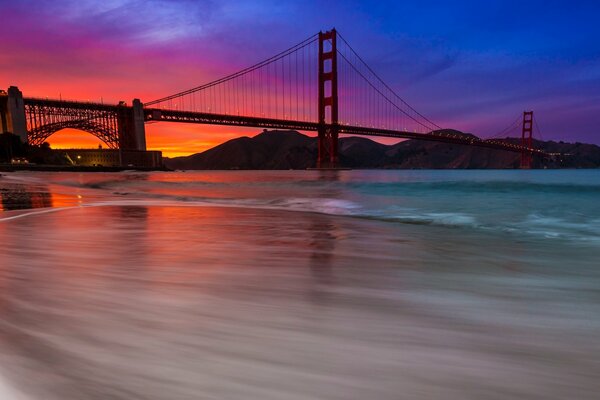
[0,86,28,143]
[317,125,339,169]
[317,29,339,168]
[132,99,147,151]
[117,98,147,151]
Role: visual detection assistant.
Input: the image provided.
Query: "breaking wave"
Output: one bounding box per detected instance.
[2,170,599,243]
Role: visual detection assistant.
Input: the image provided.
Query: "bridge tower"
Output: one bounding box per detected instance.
[317,29,339,168]
[117,99,147,151]
[0,86,28,143]
[521,111,533,169]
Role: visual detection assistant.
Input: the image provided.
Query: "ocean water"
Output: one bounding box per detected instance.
[0,169,598,399]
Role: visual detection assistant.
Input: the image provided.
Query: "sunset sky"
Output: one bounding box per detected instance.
[1,0,599,157]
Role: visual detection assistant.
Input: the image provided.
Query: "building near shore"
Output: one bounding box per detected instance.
[57,149,163,168]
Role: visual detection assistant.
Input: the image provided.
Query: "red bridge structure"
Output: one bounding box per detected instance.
[1,29,548,168]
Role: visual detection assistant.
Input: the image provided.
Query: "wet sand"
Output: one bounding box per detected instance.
[0,171,599,399]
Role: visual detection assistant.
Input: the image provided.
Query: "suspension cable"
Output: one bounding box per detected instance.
[336,48,437,132]
[145,33,319,106]
[488,114,522,139]
[337,32,441,130]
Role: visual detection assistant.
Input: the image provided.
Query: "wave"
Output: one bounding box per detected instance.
[4,171,600,194]
[349,180,600,196]
[2,194,598,244]
[382,212,478,227]
[62,179,600,195]
[0,207,75,222]
[516,214,600,241]
[2,171,599,243]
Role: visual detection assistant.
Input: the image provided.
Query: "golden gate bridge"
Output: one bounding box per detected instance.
[1,29,547,168]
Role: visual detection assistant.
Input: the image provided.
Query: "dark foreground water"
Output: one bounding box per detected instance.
[0,170,599,399]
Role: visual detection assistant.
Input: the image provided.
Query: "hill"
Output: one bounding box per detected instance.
[164,129,600,170]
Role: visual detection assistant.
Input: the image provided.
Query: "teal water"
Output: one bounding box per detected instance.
[0,170,599,399]
[329,170,600,243]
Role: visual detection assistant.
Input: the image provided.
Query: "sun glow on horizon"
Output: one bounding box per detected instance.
[46,129,105,150]
[46,125,406,158]
[46,124,303,158]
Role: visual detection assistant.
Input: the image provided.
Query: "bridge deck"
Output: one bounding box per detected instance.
[145,108,547,156]
[20,97,546,156]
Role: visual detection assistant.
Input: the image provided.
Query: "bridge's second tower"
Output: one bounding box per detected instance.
[521,111,533,169]
[317,29,339,168]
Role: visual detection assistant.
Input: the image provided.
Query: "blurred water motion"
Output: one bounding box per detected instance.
[0,170,599,399]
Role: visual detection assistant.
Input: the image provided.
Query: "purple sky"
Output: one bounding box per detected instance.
[1,0,599,147]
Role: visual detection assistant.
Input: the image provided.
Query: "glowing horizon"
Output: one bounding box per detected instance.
[44,125,281,158]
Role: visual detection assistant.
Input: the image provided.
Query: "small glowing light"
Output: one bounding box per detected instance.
[77,155,81,159]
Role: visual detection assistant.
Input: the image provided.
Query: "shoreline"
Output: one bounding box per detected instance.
[0,164,170,172]
[0,165,597,173]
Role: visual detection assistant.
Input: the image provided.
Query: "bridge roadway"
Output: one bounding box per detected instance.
[19,97,546,157]
[146,107,548,156]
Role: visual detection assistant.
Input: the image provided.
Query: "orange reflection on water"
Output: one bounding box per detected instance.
[49,190,84,208]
